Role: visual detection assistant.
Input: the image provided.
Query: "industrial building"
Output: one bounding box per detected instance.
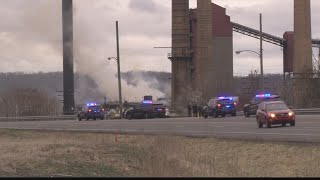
[170,0,233,111]
[171,0,319,111]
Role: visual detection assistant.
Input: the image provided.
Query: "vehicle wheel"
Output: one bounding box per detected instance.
[257,119,263,128]
[213,112,218,118]
[144,113,149,119]
[86,117,90,121]
[232,113,237,117]
[204,114,208,119]
[221,114,226,118]
[282,123,286,127]
[266,120,271,128]
[78,118,82,121]
[290,121,296,127]
[245,111,250,117]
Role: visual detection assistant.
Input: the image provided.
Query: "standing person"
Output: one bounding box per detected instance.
[198,105,203,117]
[195,104,199,117]
[187,103,192,117]
[193,104,198,117]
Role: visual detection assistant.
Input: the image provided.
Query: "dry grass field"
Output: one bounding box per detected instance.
[0,129,320,177]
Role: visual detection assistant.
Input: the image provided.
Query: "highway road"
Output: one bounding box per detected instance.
[0,115,319,143]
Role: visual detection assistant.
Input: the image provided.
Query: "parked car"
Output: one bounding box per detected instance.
[204,97,238,118]
[77,103,105,121]
[244,94,281,117]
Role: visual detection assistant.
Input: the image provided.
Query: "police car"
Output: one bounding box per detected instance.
[204,97,238,118]
[77,103,105,121]
[243,94,282,117]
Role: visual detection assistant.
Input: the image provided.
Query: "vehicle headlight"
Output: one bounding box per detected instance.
[289,112,294,116]
[269,113,276,118]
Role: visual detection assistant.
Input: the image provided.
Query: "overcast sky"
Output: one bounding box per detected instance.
[1,0,320,76]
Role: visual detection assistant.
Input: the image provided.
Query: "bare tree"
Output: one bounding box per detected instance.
[0,90,16,117]
[0,88,62,117]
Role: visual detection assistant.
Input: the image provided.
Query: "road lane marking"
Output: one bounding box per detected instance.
[3,127,320,138]
[102,125,113,127]
[113,130,320,137]
[208,131,320,137]
[209,125,225,128]
[176,126,185,128]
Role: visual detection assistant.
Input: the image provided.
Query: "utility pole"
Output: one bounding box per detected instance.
[318,46,320,74]
[116,21,123,119]
[260,13,264,93]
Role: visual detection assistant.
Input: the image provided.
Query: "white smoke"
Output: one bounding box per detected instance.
[74,45,165,102]
[72,6,165,102]
[12,0,166,103]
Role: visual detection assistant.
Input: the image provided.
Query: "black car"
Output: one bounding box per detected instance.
[243,94,282,117]
[77,103,105,121]
[204,97,237,118]
[125,103,166,120]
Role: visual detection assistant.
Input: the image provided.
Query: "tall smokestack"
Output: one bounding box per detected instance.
[171,0,192,112]
[62,0,75,115]
[293,0,313,108]
[293,0,313,74]
[196,0,214,101]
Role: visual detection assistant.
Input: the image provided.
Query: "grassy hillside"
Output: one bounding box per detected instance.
[0,129,319,177]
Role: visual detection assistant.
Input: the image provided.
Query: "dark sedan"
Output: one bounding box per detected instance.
[125,106,166,120]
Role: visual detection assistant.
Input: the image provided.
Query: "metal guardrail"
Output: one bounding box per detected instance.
[292,108,320,115]
[0,115,76,122]
[236,109,320,117]
[237,111,244,116]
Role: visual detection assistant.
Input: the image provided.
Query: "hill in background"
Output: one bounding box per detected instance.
[0,71,285,106]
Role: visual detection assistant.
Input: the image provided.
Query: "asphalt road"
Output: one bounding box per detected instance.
[0,115,320,143]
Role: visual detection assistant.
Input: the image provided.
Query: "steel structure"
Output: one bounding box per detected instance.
[232,22,320,48]
[312,40,320,47]
[231,22,284,47]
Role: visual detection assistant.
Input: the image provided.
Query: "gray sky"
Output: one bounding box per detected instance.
[0,0,320,76]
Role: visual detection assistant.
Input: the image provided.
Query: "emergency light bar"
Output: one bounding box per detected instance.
[142,100,153,104]
[218,97,234,100]
[87,103,97,107]
[256,94,271,98]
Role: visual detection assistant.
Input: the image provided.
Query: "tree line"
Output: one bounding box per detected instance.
[0,88,61,117]
[0,71,291,117]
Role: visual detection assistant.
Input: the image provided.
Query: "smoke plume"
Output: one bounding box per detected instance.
[17,0,167,103]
